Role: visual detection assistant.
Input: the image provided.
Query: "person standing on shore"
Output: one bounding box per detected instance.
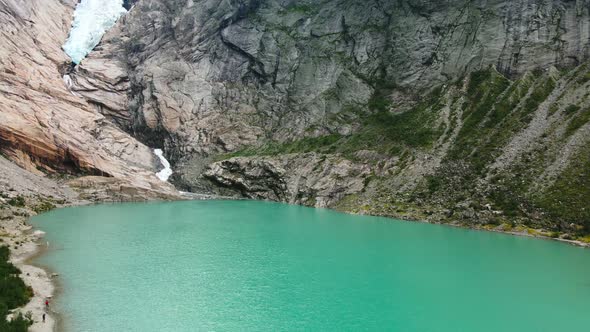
[42,313,46,323]
[45,299,49,309]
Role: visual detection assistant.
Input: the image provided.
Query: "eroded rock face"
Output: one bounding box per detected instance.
[3,0,589,231]
[204,153,371,208]
[67,176,180,202]
[72,0,590,160]
[60,0,590,229]
[0,0,177,199]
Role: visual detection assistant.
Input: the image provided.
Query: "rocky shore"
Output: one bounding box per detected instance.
[2,152,589,331]
[10,229,57,332]
[0,155,71,331]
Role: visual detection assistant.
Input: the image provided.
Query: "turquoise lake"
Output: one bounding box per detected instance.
[31,200,590,331]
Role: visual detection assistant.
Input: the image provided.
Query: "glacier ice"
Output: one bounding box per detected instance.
[63,0,127,64]
[154,149,173,182]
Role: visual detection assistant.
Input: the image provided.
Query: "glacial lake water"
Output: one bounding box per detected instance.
[31,200,590,331]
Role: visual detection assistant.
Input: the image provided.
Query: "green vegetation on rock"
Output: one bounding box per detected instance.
[535,145,590,232]
[446,68,511,172]
[32,199,56,214]
[212,65,590,236]
[0,246,33,331]
[564,107,590,137]
[7,196,25,208]
[223,87,444,160]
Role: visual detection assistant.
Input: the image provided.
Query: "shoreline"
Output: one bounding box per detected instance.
[422,218,590,248]
[10,227,56,332]
[23,245,66,332]
[6,200,91,332]
[13,196,588,332]
[354,211,590,249]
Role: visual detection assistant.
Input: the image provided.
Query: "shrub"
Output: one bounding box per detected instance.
[33,200,56,214]
[0,246,33,331]
[564,107,590,137]
[7,196,25,207]
[426,176,443,193]
[577,71,590,84]
[284,3,316,14]
[368,94,391,112]
[564,104,581,115]
[534,145,590,233]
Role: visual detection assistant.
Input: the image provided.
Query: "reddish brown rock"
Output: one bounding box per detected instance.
[0,0,178,198]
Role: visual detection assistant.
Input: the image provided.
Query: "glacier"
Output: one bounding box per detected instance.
[154,149,173,182]
[63,0,127,64]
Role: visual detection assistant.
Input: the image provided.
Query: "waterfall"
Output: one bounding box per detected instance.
[154,149,173,182]
[63,0,127,64]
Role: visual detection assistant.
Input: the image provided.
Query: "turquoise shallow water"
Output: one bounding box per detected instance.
[31,200,590,332]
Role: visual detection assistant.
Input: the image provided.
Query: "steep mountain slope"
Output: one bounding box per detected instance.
[67,0,590,237]
[206,65,590,235]
[0,0,177,199]
[1,0,588,237]
[74,0,590,154]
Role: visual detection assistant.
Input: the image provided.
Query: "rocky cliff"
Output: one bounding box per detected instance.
[74,0,590,154]
[1,0,589,238]
[0,0,178,200]
[65,0,590,238]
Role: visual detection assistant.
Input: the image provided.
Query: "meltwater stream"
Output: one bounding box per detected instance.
[153,149,173,182]
[31,200,590,331]
[63,1,173,181]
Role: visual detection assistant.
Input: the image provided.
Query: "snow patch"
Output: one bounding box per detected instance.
[63,74,73,89]
[63,75,81,96]
[63,0,127,64]
[154,149,173,182]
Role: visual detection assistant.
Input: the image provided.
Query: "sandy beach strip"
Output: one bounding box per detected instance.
[8,226,56,332]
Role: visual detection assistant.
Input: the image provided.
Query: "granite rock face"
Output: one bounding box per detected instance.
[201,65,590,236]
[64,0,590,233]
[73,0,590,157]
[0,0,178,199]
[204,153,371,207]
